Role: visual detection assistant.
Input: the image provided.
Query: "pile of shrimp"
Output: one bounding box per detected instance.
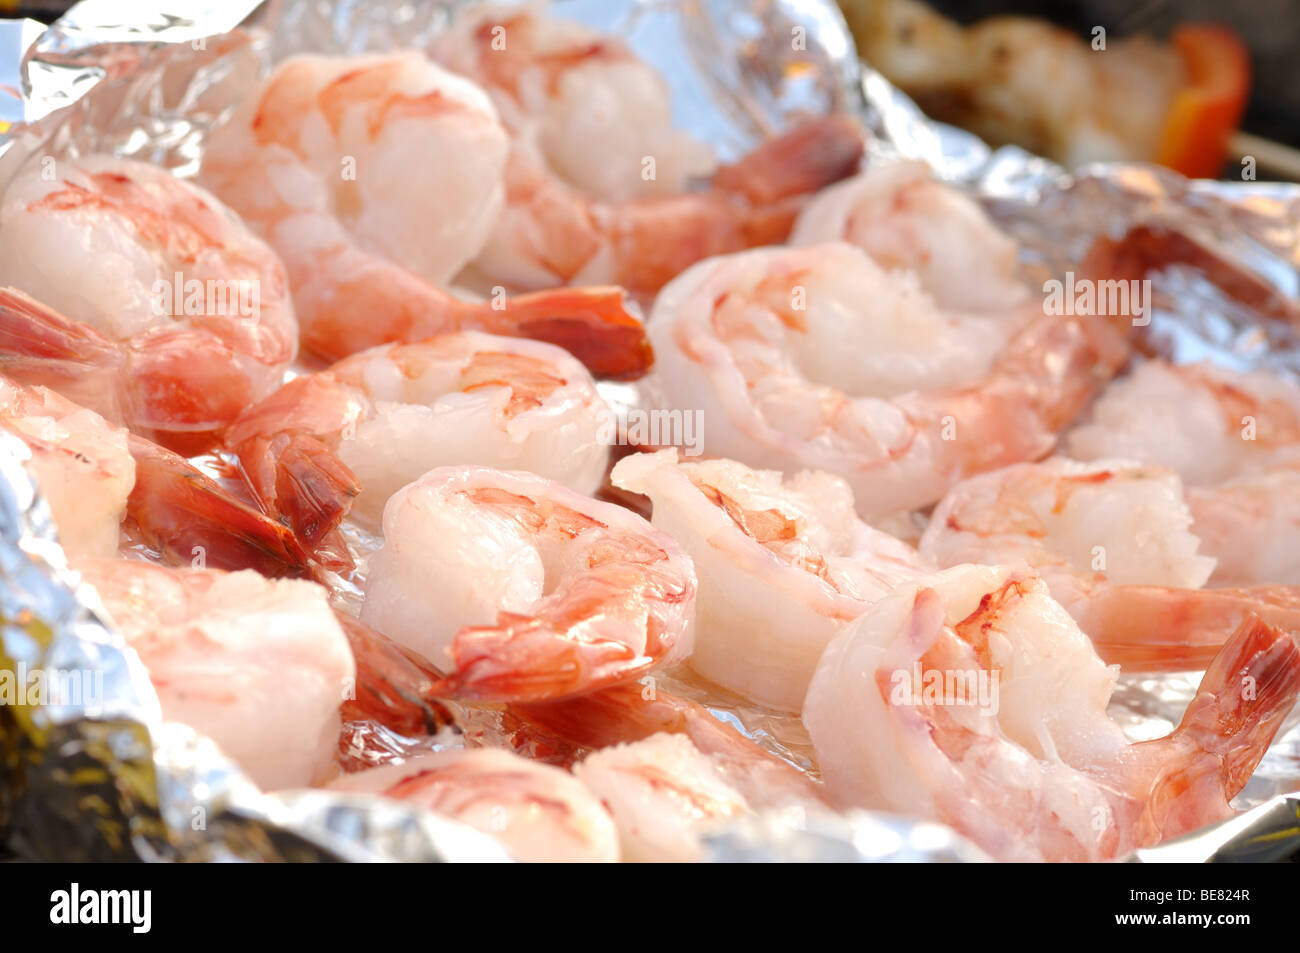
[2,1,1299,864]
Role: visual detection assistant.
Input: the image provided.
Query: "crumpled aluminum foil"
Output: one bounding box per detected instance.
[2,0,1300,863]
[703,810,991,863]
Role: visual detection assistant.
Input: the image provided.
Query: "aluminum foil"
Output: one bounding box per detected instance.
[2,0,1300,863]
[703,810,991,863]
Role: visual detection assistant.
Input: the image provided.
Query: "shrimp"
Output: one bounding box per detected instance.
[201,50,651,379]
[124,434,315,578]
[1067,359,1300,586]
[643,237,1130,519]
[334,611,457,743]
[224,332,611,553]
[327,747,620,863]
[574,733,752,863]
[0,376,134,563]
[360,465,696,703]
[0,372,314,575]
[789,159,1029,314]
[0,153,297,453]
[920,457,1215,606]
[611,449,927,710]
[432,2,716,204]
[513,681,829,862]
[431,3,867,298]
[919,456,1300,670]
[511,694,822,864]
[77,558,355,791]
[802,564,1300,861]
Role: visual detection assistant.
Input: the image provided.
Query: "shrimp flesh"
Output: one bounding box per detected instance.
[328,746,620,863]
[574,733,752,862]
[0,370,315,575]
[919,456,1300,670]
[201,50,651,378]
[790,159,1029,314]
[513,680,828,861]
[0,376,134,563]
[77,558,355,791]
[1067,359,1300,586]
[361,466,696,702]
[803,564,1300,861]
[224,332,611,553]
[611,448,927,710]
[431,4,866,298]
[431,2,716,203]
[643,237,1130,518]
[0,153,297,452]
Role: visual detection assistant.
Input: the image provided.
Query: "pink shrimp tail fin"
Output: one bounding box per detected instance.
[234,430,360,551]
[1177,614,1300,785]
[1084,225,1300,325]
[226,375,363,554]
[435,611,651,703]
[1081,584,1300,672]
[335,612,457,740]
[126,435,315,578]
[1143,615,1300,840]
[0,286,126,423]
[481,286,653,381]
[711,115,866,206]
[510,683,829,807]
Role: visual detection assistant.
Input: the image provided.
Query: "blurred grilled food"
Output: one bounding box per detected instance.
[839,0,1250,177]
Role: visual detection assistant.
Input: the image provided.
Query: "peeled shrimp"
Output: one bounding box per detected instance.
[0,376,134,563]
[1067,359,1300,586]
[0,154,296,452]
[643,238,1130,518]
[432,2,715,204]
[919,458,1215,597]
[574,733,751,862]
[514,681,829,862]
[432,4,866,298]
[918,456,1300,670]
[78,558,354,791]
[0,371,314,575]
[803,564,1300,861]
[201,50,650,379]
[790,159,1029,314]
[328,746,619,863]
[611,449,927,710]
[225,332,611,554]
[361,466,696,702]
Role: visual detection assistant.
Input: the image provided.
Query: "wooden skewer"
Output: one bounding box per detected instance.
[1229,131,1300,182]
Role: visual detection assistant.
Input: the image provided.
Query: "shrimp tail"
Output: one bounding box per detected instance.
[477,286,653,380]
[436,611,649,703]
[126,435,312,578]
[1080,584,1300,672]
[0,286,126,421]
[335,612,458,738]
[711,116,866,205]
[1086,225,1300,324]
[1142,615,1300,838]
[512,682,689,753]
[1181,615,1300,779]
[513,682,829,807]
[236,431,361,551]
